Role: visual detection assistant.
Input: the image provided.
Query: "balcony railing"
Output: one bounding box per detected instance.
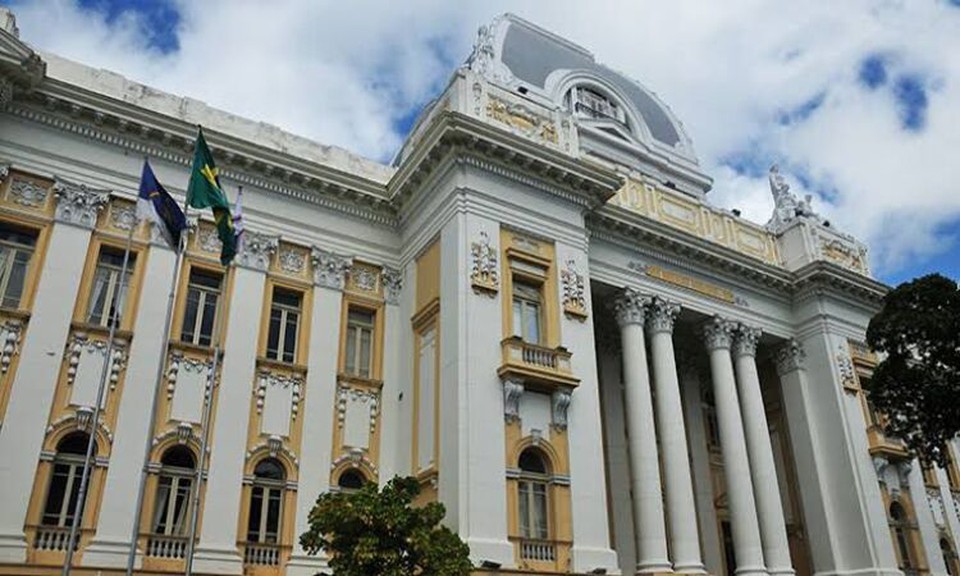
[145,535,188,559]
[244,542,280,566]
[519,539,556,562]
[498,337,579,391]
[33,527,77,551]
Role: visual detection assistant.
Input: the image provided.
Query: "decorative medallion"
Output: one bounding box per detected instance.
[347,262,380,295]
[109,203,138,231]
[8,178,48,208]
[278,246,307,275]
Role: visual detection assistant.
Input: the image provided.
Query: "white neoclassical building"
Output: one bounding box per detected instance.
[0,9,958,576]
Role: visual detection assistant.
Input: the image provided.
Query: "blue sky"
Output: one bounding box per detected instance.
[6,0,960,286]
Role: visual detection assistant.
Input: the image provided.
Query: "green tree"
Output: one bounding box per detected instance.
[299,475,471,576]
[865,273,960,467]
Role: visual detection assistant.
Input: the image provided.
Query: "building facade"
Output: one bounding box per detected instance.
[0,9,959,576]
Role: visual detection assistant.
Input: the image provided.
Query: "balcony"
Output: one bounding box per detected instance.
[33,526,77,552]
[497,337,579,392]
[145,535,188,559]
[244,542,281,566]
[518,539,556,562]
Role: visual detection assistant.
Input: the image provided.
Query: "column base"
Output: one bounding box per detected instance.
[635,571,674,576]
[768,568,796,576]
[571,544,620,574]
[192,545,244,575]
[81,538,140,569]
[466,536,516,569]
[734,565,769,576]
[636,559,673,574]
[0,533,27,563]
[674,561,708,574]
[286,553,330,576]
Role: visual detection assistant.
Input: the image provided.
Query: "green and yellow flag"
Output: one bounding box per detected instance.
[187,128,237,265]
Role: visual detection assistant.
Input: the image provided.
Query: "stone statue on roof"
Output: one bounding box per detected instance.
[766,164,822,232]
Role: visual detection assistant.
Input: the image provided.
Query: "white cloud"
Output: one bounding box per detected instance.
[8,0,960,279]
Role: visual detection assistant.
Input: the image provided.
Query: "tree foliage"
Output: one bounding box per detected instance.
[299,475,471,576]
[865,273,960,466]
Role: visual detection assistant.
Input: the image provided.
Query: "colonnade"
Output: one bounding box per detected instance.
[613,288,795,576]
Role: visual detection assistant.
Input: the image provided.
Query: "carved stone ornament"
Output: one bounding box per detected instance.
[817,233,869,275]
[75,406,94,431]
[198,225,222,254]
[347,263,380,294]
[837,348,857,390]
[486,96,559,145]
[53,180,109,228]
[64,332,127,390]
[560,259,587,320]
[733,324,762,358]
[278,246,307,275]
[503,378,524,423]
[254,369,304,421]
[0,319,22,374]
[551,389,572,430]
[109,203,138,231]
[765,164,823,233]
[236,231,279,272]
[701,316,737,351]
[873,455,889,477]
[246,436,299,467]
[464,15,514,85]
[9,177,49,208]
[775,339,806,375]
[311,248,351,290]
[470,230,499,296]
[336,385,379,433]
[926,487,946,527]
[176,421,194,444]
[165,353,214,401]
[0,163,9,183]
[646,296,680,335]
[382,267,403,305]
[613,287,648,327]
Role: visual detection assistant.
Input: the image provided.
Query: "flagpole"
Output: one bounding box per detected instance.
[123,231,186,576]
[63,210,139,576]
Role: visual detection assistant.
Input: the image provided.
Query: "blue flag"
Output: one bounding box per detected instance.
[137,160,187,249]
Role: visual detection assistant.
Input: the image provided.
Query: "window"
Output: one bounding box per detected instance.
[0,224,36,309]
[337,469,366,493]
[266,288,301,363]
[87,247,136,328]
[889,501,915,571]
[518,448,549,541]
[247,459,285,544]
[344,308,375,378]
[569,86,626,124]
[942,537,959,576]
[42,433,94,527]
[181,268,222,347]
[151,447,195,536]
[947,445,960,492]
[512,280,542,344]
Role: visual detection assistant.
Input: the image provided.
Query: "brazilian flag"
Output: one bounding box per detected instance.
[187,128,237,265]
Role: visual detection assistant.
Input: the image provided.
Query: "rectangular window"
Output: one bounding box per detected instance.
[42,462,82,527]
[181,268,223,347]
[512,280,542,344]
[266,288,301,363]
[518,480,548,540]
[152,475,192,535]
[0,224,36,309]
[87,247,136,328]
[344,308,375,378]
[247,485,282,544]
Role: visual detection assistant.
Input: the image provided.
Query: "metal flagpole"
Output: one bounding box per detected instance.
[123,230,187,576]
[183,281,225,576]
[62,211,139,576]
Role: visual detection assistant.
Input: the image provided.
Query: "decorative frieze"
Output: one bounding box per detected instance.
[53,180,109,228]
[247,435,299,468]
[774,340,806,375]
[503,378,524,423]
[560,259,587,320]
[311,248,350,290]
[733,324,762,358]
[470,230,499,296]
[8,177,48,208]
[701,316,736,351]
[382,267,403,305]
[197,225,222,254]
[645,296,680,335]
[237,231,279,272]
[612,287,647,327]
[551,389,571,430]
[486,95,558,145]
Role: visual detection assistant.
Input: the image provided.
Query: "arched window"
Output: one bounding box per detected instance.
[889,501,915,571]
[567,86,627,125]
[42,432,95,527]
[337,469,366,493]
[943,537,960,576]
[247,459,286,544]
[151,446,195,536]
[518,448,550,541]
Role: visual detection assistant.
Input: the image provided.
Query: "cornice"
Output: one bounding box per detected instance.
[389,110,623,213]
[5,82,398,227]
[792,261,888,306]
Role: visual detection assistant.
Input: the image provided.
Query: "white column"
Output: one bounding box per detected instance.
[193,238,273,574]
[702,316,767,576]
[375,266,404,484]
[646,297,704,574]
[0,183,106,562]
[285,249,347,576]
[613,288,670,574]
[732,325,794,576]
[83,239,177,567]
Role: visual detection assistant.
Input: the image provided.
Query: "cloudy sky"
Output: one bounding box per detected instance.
[5,0,959,285]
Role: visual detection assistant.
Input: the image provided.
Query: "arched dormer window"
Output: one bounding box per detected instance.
[151,446,195,537]
[518,448,550,541]
[567,85,627,126]
[247,458,286,545]
[42,432,95,528]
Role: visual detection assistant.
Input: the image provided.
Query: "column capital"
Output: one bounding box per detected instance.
[613,287,649,327]
[701,316,737,351]
[311,247,351,290]
[53,179,109,229]
[733,324,762,358]
[774,340,806,375]
[236,231,279,272]
[382,266,403,305]
[646,296,681,335]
